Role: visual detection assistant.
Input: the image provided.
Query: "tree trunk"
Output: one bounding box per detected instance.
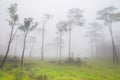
[20,32,27,68]
[91,42,94,57]
[0,27,14,68]
[29,42,33,58]
[56,43,59,60]
[14,41,17,57]
[59,32,62,64]
[68,26,71,60]
[41,22,45,61]
[95,42,98,58]
[118,45,120,58]
[108,23,119,64]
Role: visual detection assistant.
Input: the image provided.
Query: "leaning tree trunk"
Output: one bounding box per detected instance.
[41,22,45,61]
[20,32,27,68]
[59,32,62,64]
[0,27,14,68]
[108,23,119,64]
[68,26,71,60]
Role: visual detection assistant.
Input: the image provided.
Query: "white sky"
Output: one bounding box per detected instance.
[0,0,120,58]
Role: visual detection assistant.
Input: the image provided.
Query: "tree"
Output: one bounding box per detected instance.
[56,21,67,64]
[0,3,19,68]
[85,22,104,58]
[13,34,21,57]
[115,35,120,58]
[66,8,84,60]
[19,18,38,68]
[97,6,120,64]
[53,36,64,59]
[41,14,53,61]
[29,36,37,58]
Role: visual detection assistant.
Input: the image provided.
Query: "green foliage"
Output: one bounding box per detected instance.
[19,18,38,33]
[0,56,20,68]
[67,8,84,26]
[0,59,120,80]
[36,74,48,80]
[56,21,68,32]
[65,57,84,66]
[8,3,19,27]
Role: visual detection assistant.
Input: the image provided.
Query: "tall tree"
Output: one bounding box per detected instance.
[41,14,52,61]
[85,22,104,58]
[46,36,64,59]
[13,34,21,57]
[19,18,38,68]
[53,37,64,59]
[29,36,37,58]
[0,3,19,68]
[115,35,120,58]
[97,6,120,64]
[66,8,84,60]
[56,21,67,64]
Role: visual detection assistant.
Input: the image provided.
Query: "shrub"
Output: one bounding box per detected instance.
[65,57,86,66]
[36,74,48,80]
[8,56,20,67]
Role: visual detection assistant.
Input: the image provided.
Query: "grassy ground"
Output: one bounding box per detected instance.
[0,59,120,80]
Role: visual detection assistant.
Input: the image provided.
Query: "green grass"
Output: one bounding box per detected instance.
[0,59,120,80]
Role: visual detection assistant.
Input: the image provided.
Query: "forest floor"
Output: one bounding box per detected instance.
[0,58,120,80]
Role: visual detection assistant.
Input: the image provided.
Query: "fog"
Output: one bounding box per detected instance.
[0,0,120,59]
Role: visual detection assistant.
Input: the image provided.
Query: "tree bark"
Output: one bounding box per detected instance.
[29,42,33,58]
[56,43,59,60]
[68,26,71,60]
[20,32,27,68]
[95,42,98,58]
[41,22,45,61]
[91,42,95,57]
[108,23,119,64]
[59,32,62,64]
[14,41,17,57]
[0,27,14,68]
[118,45,120,58]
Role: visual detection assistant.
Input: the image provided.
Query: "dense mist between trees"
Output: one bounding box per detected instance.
[0,0,120,80]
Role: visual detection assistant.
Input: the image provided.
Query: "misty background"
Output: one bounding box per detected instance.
[0,0,120,59]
